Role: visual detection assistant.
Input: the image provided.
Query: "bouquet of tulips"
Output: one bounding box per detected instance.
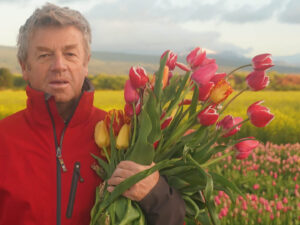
[90,47,275,225]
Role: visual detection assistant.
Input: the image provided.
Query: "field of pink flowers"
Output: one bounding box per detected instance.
[212,142,300,225]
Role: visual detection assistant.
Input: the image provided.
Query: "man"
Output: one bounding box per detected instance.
[0,3,185,225]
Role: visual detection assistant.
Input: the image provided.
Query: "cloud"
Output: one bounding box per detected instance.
[278,0,300,24]
[221,0,285,23]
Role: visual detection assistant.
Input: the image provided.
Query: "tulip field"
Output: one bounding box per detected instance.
[0,89,299,224]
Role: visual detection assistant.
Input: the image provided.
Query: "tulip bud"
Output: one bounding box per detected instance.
[116,124,131,150]
[161,116,172,130]
[210,73,227,85]
[186,47,206,70]
[252,53,274,71]
[94,121,110,148]
[124,101,141,117]
[209,79,233,104]
[191,63,218,87]
[234,137,259,160]
[246,70,269,91]
[197,106,219,126]
[124,80,140,104]
[175,62,191,72]
[216,115,243,137]
[161,50,177,71]
[129,66,149,89]
[198,82,214,101]
[247,101,274,127]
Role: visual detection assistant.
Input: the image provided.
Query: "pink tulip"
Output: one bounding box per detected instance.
[197,106,219,126]
[253,184,260,190]
[124,80,139,104]
[124,101,141,117]
[198,82,214,101]
[210,73,227,85]
[129,66,149,89]
[161,50,177,71]
[186,47,206,70]
[234,137,259,160]
[175,62,191,72]
[216,115,243,137]
[252,53,274,70]
[191,63,218,87]
[246,70,269,91]
[247,101,274,127]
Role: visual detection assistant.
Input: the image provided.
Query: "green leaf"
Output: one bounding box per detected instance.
[118,199,140,225]
[91,153,109,179]
[166,72,191,116]
[145,92,161,144]
[168,176,191,190]
[183,195,200,219]
[126,108,154,165]
[189,83,199,119]
[154,51,168,100]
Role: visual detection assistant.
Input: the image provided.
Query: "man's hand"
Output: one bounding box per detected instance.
[107,161,159,201]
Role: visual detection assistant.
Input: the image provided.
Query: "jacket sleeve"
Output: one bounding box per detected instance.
[138,176,185,225]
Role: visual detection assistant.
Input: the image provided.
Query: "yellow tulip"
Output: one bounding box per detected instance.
[116,124,131,150]
[94,120,110,148]
[209,79,233,104]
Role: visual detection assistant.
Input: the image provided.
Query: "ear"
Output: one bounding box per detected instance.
[84,54,91,77]
[19,60,29,81]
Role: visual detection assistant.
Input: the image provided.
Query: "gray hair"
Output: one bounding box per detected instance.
[17,3,91,62]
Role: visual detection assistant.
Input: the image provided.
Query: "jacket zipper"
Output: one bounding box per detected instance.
[66,162,84,218]
[46,101,70,225]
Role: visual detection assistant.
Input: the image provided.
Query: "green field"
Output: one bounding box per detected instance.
[0,90,299,144]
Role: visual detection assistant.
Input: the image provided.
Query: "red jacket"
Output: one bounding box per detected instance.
[0,84,106,225]
[0,82,186,225]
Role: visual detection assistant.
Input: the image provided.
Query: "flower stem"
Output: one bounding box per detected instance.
[201,151,234,168]
[220,87,248,114]
[226,64,252,79]
[102,146,111,164]
[130,103,137,147]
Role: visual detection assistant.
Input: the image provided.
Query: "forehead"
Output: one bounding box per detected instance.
[29,26,84,50]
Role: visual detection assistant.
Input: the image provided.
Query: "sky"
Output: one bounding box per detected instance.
[0,0,300,59]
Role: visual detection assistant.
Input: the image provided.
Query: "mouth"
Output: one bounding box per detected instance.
[48,80,69,89]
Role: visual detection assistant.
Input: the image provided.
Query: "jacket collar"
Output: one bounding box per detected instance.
[25,79,95,128]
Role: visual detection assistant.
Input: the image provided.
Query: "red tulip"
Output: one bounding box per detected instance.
[124,80,139,104]
[161,116,172,129]
[153,140,159,149]
[124,101,141,117]
[129,66,149,89]
[198,82,214,101]
[210,73,227,85]
[247,101,274,127]
[175,62,191,72]
[179,99,192,106]
[161,50,177,71]
[246,70,269,91]
[216,115,243,137]
[197,106,219,126]
[234,137,259,160]
[191,63,218,87]
[252,53,274,70]
[104,109,130,136]
[186,47,206,70]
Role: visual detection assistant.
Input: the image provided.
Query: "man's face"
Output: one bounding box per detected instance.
[21,26,90,103]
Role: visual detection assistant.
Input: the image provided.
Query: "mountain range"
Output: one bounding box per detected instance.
[1,45,299,76]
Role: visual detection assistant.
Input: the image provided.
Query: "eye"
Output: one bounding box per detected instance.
[65,52,76,57]
[39,54,50,59]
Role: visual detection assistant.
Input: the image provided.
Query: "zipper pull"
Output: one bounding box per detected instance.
[66,162,84,218]
[56,146,67,172]
[75,163,84,183]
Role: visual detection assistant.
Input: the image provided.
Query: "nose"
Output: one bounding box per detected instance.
[50,53,67,72]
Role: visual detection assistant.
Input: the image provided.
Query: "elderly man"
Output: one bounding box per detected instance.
[0,3,185,225]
